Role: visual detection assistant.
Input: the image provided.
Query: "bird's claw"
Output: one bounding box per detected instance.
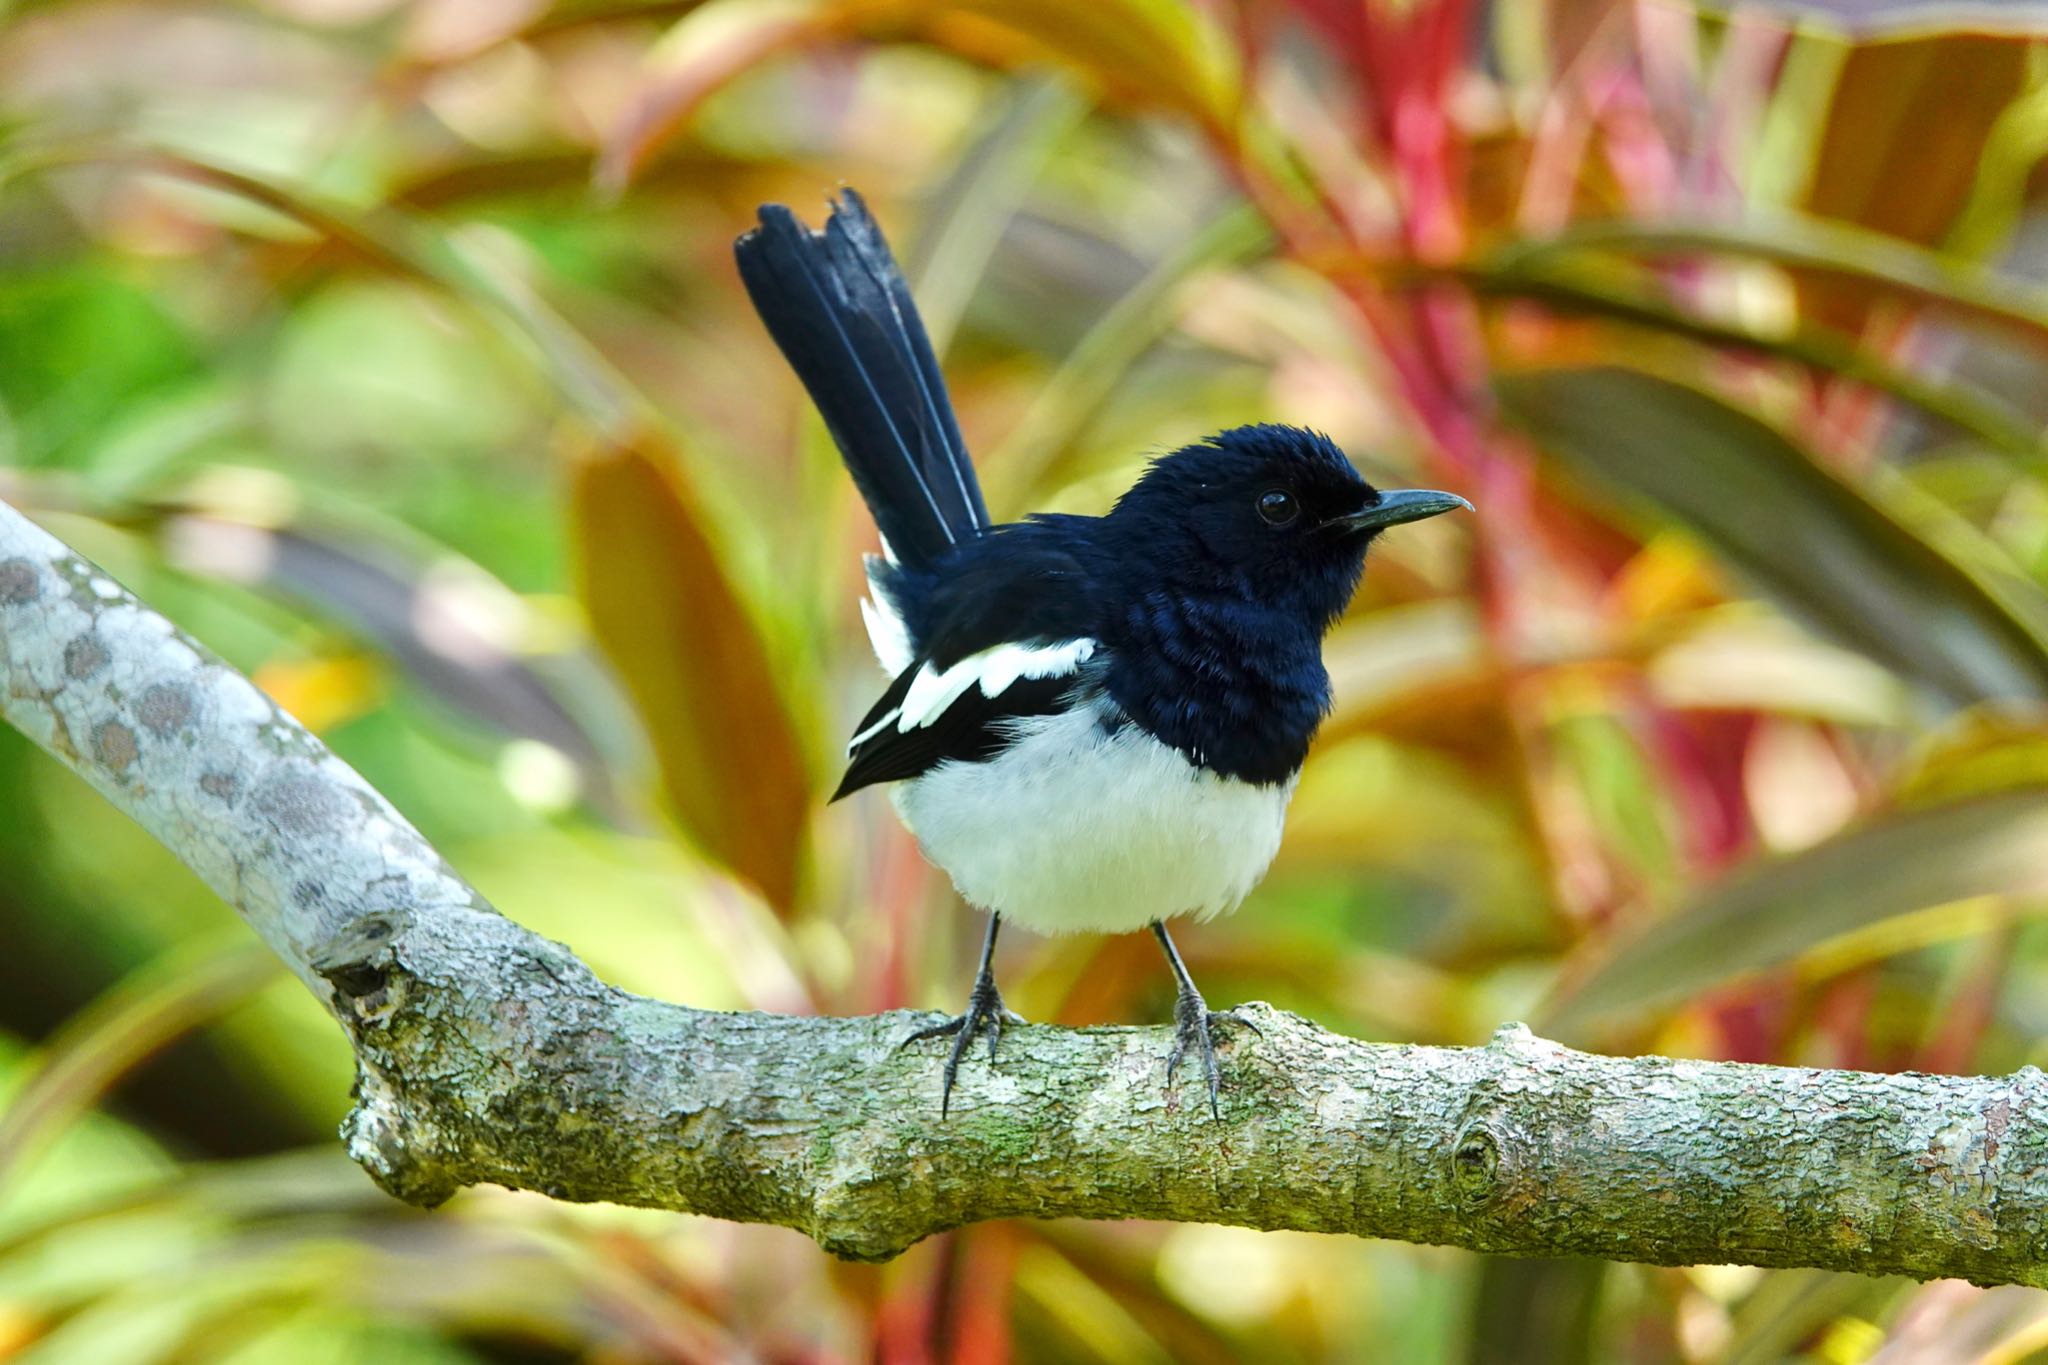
[900,970,1019,1117]
[1166,993,1260,1119]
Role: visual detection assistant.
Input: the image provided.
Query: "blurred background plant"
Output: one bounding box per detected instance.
[7,0,2048,1359]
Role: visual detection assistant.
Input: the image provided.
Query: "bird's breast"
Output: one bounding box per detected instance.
[1107,595,1333,784]
[890,696,1296,935]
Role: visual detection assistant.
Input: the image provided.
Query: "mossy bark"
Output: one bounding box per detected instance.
[4,497,2048,1278]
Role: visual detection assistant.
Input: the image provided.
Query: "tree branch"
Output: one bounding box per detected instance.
[3,498,2047,1280]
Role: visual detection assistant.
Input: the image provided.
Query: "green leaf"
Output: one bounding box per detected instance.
[1499,214,2048,354]
[1,143,644,439]
[984,202,1271,507]
[1789,29,2034,330]
[0,268,202,469]
[1456,257,2044,459]
[1701,2,2048,33]
[1541,787,2048,1039]
[931,0,1239,125]
[598,0,831,193]
[0,939,277,1194]
[907,75,1090,356]
[1713,1269,1900,1365]
[1495,364,2048,707]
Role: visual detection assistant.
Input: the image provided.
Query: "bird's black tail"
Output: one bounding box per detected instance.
[735,190,989,572]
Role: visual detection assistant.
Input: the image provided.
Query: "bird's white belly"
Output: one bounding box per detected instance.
[890,702,1294,935]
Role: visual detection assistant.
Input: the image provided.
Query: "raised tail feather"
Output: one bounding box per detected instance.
[735,189,988,574]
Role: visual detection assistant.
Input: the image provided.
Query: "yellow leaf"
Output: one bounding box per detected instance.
[601,0,1238,189]
[251,654,383,734]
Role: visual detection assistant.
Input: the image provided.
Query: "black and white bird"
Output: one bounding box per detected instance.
[736,190,1469,1117]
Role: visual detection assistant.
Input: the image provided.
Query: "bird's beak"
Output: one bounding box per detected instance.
[1331,488,1473,534]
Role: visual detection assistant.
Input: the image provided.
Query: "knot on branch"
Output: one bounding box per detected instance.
[810,1169,920,1264]
[312,913,405,1024]
[316,913,466,1211]
[1451,1122,1502,1205]
[341,1069,462,1210]
[1441,1022,1562,1219]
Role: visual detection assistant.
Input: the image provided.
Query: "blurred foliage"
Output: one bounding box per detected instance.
[10,0,2048,1360]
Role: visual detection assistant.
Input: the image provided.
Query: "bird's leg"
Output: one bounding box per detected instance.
[1151,920,1260,1119]
[900,912,1022,1118]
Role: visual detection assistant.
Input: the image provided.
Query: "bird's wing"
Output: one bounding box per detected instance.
[832,640,1096,799]
[735,189,988,574]
[833,533,1100,800]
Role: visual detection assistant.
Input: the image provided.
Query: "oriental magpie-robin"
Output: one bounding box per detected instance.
[736,190,1469,1118]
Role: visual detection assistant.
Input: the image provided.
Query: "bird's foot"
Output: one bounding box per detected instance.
[1166,989,1262,1119]
[900,969,1023,1118]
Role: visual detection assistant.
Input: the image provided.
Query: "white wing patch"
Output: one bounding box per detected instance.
[847,637,1097,755]
[860,554,914,674]
[898,639,1096,731]
[848,701,903,749]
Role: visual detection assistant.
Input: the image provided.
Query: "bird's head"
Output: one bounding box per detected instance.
[1105,424,1469,632]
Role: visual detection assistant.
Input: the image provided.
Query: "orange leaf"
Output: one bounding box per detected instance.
[599,0,841,195]
[572,433,813,913]
[1798,30,2030,327]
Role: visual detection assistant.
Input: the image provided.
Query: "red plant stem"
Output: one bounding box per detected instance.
[945,1227,1020,1365]
[1199,115,1459,453]
[871,1237,944,1365]
[1220,2,1587,917]
[1812,308,1915,474]
[1590,63,1679,213]
[1712,981,1795,1064]
[1641,705,1753,871]
[867,814,934,1014]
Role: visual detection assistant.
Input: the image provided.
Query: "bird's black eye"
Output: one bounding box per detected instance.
[1256,488,1299,526]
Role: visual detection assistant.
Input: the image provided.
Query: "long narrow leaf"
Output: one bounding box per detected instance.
[1542,788,2048,1038]
[1496,365,2048,707]
[572,436,814,913]
[0,939,278,1191]
[908,75,1090,355]
[599,0,1233,191]
[1693,2,2048,33]
[5,142,818,907]
[984,203,1271,506]
[1458,258,2045,459]
[1497,215,2048,352]
[0,142,642,436]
